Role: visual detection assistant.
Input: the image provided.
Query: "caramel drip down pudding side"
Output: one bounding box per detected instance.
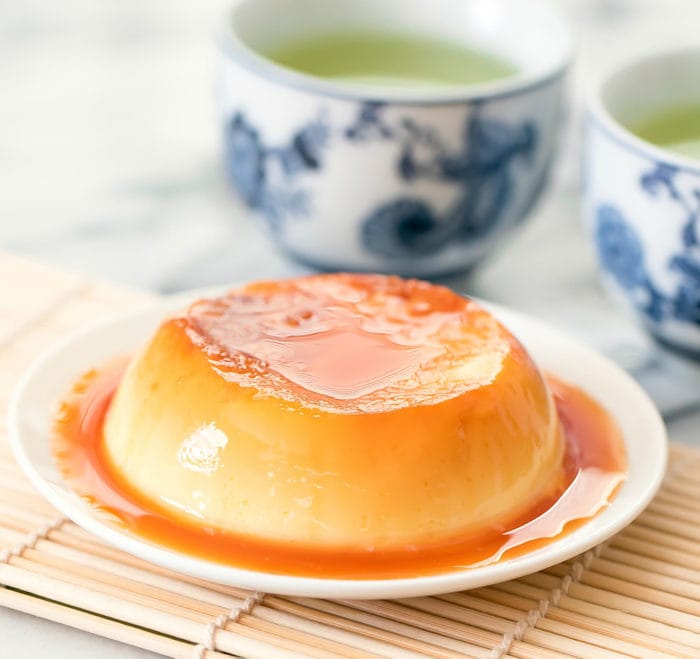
[53,274,627,578]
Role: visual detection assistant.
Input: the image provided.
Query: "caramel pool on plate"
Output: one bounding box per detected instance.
[53,274,627,578]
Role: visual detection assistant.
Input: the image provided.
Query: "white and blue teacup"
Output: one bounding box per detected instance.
[217,0,571,277]
[586,49,700,360]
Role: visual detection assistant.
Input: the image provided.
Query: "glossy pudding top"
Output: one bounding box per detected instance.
[183,274,512,412]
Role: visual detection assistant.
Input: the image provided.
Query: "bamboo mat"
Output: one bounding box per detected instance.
[0,251,699,659]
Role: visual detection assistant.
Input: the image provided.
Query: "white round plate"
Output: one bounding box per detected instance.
[8,293,667,599]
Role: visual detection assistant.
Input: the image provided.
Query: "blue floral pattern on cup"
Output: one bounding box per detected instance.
[595,205,647,289]
[350,103,536,257]
[225,111,329,229]
[225,103,538,258]
[595,162,700,332]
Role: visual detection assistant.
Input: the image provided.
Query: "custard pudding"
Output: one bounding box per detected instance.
[102,274,566,550]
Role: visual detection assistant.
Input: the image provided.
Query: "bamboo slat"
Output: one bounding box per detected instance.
[0,251,698,658]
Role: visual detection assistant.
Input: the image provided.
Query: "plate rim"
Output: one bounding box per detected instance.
[7,293,668,599]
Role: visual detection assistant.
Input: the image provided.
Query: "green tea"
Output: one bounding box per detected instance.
[632,104,700,160]
[263,32,516,88]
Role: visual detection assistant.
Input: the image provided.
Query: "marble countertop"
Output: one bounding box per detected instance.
[1,1,699,656]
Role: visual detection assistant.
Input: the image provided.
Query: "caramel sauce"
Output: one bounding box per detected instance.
[185,275,508,412]
[53,364,627,579]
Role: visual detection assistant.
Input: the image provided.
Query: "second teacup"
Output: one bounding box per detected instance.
[585,48,700,360]
[217,0,571,277]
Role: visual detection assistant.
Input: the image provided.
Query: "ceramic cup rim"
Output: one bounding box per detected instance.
[587,46,700,175]
[216,0,573,105]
